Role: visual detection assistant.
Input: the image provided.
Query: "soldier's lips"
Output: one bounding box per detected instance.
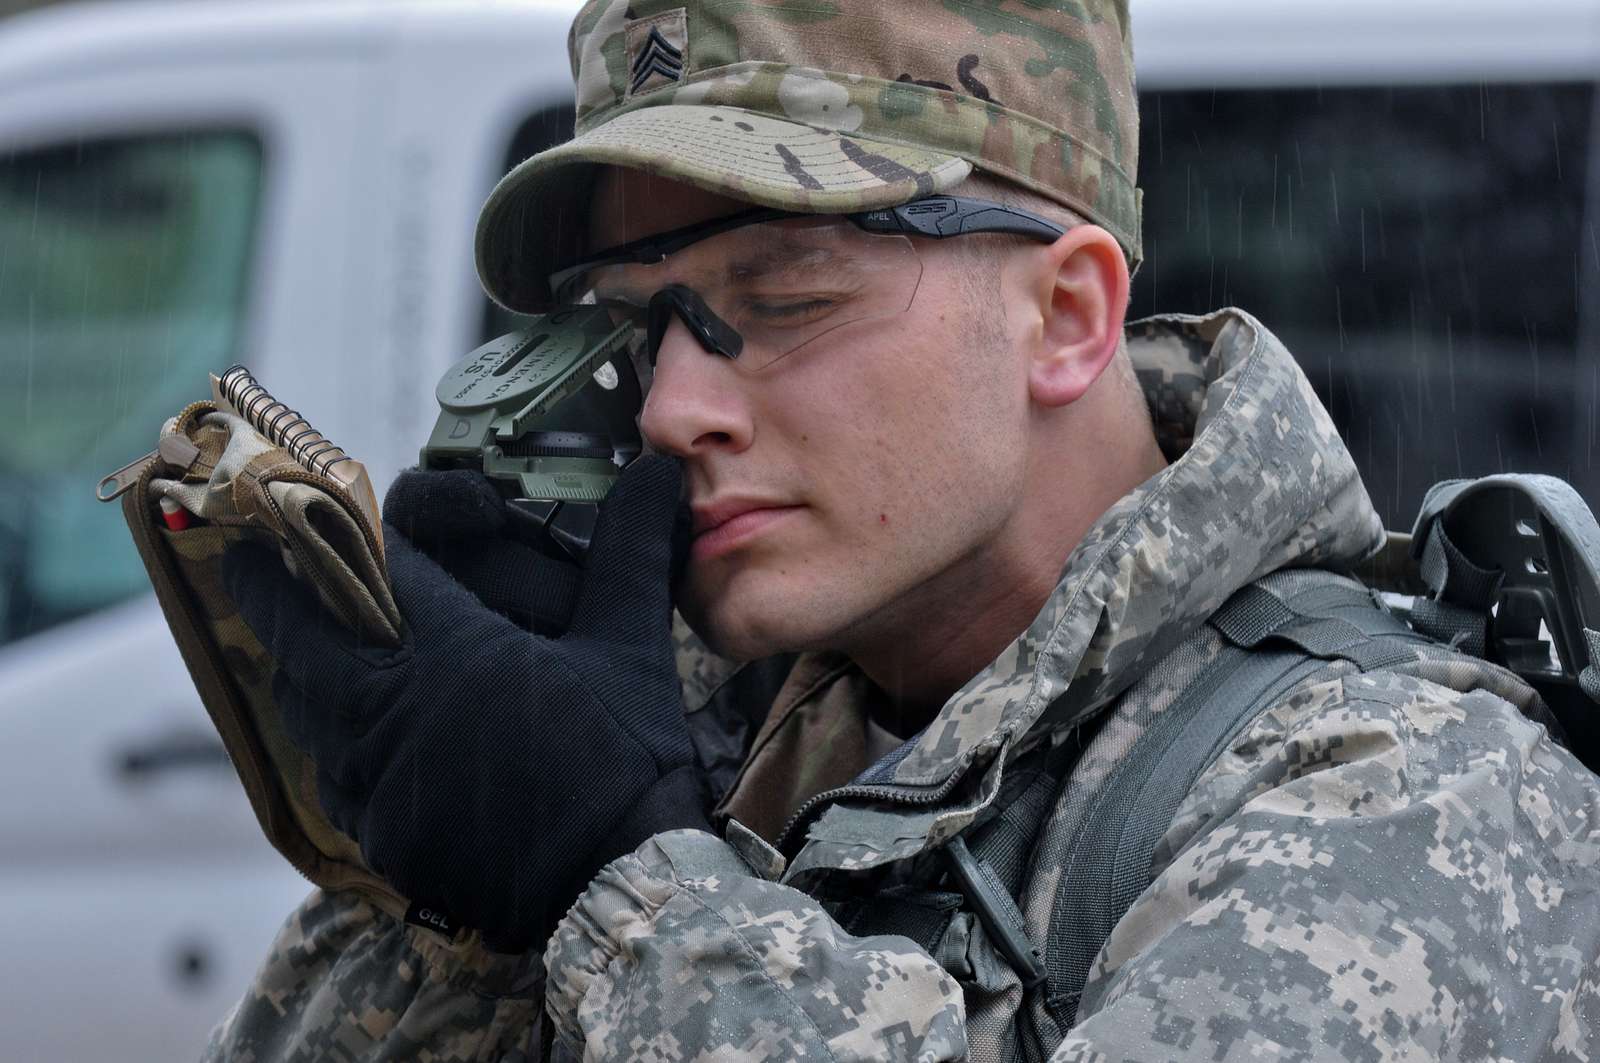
[691,505,803,562]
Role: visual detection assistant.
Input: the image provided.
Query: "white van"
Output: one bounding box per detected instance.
[0,2,582,1057]
[0,0,1595,1057]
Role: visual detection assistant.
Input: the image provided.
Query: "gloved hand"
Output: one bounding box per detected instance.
[222,456,704,953]
[381,466,579,634]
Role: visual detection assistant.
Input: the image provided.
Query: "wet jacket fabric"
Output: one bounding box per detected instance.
[204,308,1600,1062]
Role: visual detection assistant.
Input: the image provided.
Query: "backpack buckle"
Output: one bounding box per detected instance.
[943,836,1047,989]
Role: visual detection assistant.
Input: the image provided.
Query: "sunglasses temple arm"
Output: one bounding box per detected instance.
[854,196,1065,244]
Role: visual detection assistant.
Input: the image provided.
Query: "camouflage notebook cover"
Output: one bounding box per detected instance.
[98,383,424,930]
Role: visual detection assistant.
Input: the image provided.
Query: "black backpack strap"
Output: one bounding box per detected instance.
[1045,569,1427,1029]
[1408,515,1503,658]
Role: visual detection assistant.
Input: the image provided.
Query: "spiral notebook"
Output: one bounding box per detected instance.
[209,365,383,552]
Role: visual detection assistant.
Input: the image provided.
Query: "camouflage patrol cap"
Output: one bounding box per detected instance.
[475,0,1140,313]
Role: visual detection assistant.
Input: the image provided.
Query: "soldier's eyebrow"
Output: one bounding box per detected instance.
[723,241,845,282]
[591,286,646,311]
[587,226,860,302]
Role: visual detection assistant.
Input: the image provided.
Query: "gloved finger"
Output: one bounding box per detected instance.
[567,455,686,647]
[429,539,580,635]
[382,467,509,545]
[385,468,581,629]
[269,654,322,755]
[272,657,383,795]
[313,763,367,842]
[379,527,521,645]
[222,542,380,697]
[356,759,473,930]
[315,765,441,922]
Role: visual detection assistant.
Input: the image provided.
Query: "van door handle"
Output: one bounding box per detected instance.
[115,727,230,780]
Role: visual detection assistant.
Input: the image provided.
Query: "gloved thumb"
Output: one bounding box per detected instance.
[566,455,687,647]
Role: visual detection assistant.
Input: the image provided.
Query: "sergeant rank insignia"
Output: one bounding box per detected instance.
[626,10,688,96]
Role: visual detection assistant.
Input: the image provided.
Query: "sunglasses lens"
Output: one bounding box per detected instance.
[572,219,923,371]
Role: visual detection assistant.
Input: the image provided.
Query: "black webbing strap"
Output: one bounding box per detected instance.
[947,736,1091,990]
[1210,581,1420,671]
[1584,629,1600,703]
[1409,520,1503,657]
[1402,474,1600,771]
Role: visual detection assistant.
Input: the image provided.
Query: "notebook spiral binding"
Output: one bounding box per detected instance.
[217,365,351,479]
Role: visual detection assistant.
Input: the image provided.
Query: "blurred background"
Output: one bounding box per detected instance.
[0,0,1596,1057]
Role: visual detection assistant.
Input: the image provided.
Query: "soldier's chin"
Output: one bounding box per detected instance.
[679,599,784,663]
[679,580,831,663]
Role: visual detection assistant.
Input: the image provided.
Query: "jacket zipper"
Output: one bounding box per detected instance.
[774,749,997,856]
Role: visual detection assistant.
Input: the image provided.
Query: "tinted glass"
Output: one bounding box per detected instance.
[0,131,262,646]
[1132,84,1597,527]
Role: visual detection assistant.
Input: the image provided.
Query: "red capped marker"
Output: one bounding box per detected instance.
[159,496,194,531]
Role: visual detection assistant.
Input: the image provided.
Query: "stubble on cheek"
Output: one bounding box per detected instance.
[674,299,1004,658]
[675,504,863,660]
[677,557,807,659]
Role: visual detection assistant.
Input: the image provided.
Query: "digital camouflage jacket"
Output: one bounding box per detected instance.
[205,308,1600,1062]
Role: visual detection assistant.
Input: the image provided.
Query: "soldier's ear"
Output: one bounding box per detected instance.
[1019,224,1129,408]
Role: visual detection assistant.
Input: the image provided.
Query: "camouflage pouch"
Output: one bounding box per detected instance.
[98,399,426,929]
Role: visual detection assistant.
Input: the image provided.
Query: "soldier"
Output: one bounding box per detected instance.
[209,0,1600,1059]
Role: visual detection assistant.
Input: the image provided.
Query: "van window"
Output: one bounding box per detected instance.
[0,131,262,647]
[1131,83,1597,528]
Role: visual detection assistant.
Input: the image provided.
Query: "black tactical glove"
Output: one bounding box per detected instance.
[381,466,579,634]
[222,456,704,953]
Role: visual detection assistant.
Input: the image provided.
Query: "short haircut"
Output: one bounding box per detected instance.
[950,170,1146,412]
[951,170,1088,303]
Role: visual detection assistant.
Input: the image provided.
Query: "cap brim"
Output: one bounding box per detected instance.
[474,104,972,314]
